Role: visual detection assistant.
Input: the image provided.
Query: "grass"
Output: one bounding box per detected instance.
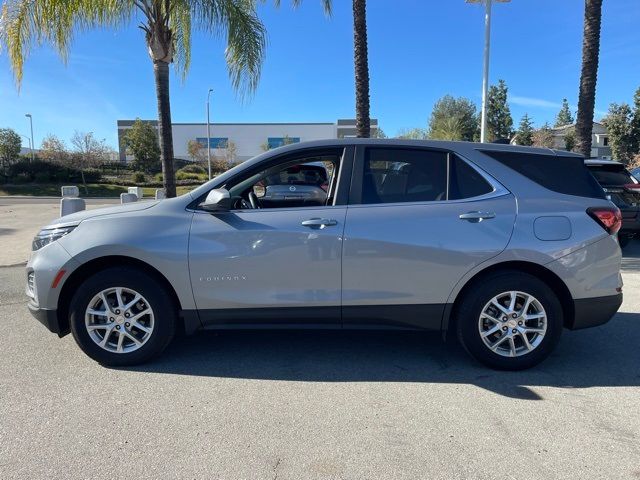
[0,183,198,198]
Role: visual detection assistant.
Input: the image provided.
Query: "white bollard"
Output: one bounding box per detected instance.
[61,186,80,198]
[128,186,143,199]
[120,193,138,204]
[154,189,166,200]
[60,197,85,217]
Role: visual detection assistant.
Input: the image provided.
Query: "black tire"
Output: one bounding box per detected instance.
[618,234,631,249]
[69,267,176,366]
[456,271,563,370]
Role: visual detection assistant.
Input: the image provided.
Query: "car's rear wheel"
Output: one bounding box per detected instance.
[69,267,176,366]
[456,271,563,370]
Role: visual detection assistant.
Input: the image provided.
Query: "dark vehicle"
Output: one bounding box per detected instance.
[586,159,640,247]
[255,161,330,208]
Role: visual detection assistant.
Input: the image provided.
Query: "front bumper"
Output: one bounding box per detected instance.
[27,301,66,336]
[570,293,623,330]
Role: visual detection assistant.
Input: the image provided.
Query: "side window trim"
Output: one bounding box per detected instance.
[349,145,509,206]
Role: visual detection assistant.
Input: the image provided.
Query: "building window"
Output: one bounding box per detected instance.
[196,137,229,149]
[268,137,300,149]
[603,136,609,146]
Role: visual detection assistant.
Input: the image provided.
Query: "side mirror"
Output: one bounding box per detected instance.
[200,188,231,212]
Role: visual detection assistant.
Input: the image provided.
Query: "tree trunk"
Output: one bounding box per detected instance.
[80,168,88,195]
[353,0,370,138]
[575,0,603,158]
[153,60,177,197]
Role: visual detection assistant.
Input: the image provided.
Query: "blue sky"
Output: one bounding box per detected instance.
[1,0,639,149]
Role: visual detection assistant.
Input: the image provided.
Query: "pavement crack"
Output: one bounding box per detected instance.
[272,457,282,480]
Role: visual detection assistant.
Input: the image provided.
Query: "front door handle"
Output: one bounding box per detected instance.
[301,218,338,229]
[459,211,496,223]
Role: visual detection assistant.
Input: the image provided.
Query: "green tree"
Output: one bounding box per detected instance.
[602,103,634,163]
[532,122,554,148]
[564,128,577,152]
[122,119,161,173]
[514,114,534,146]
[486,79,513,141]
[371,127,387,139]
[555,98,574,127]
[428,95,477,141]
[0,128,22,173]
[352,0,370,138]
[1,1,270,198]
[629,86,640,155]
[396,128,428,140]
[575,0,603,157]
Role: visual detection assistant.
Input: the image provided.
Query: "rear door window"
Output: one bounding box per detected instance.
[359,148,494,204]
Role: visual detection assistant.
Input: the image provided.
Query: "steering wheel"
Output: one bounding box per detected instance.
[248,191,260,209]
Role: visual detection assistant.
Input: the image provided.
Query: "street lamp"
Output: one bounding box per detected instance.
[466,0,510,143]
[206,88,213,180]
[18,134,32,154]
[25,113,35,162]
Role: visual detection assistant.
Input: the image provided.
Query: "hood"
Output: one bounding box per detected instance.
[47,200,160,228]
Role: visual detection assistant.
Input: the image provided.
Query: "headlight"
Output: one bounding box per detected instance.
[32,226,76,251]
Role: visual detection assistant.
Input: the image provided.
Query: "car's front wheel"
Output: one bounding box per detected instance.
[69,267,176,366]
[456,271,563,370]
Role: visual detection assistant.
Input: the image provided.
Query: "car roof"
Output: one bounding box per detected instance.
[269,138,581,157]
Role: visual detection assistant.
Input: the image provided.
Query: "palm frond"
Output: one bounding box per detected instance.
[0,0,134,87]
[191,0,266,99]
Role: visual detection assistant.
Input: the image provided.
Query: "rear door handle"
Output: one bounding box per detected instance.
[459,211,496,222]
[301,218,338,229]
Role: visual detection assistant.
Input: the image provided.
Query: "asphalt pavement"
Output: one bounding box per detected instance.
[0,244,639,479]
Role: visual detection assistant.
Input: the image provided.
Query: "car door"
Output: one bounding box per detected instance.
[188,147,352,327]
[341,146,516,330]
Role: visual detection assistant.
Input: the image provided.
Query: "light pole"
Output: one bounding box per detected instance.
[18,134,32,154]
[466,0,510,143]
[25,113,35,161]
[206,88,213,180]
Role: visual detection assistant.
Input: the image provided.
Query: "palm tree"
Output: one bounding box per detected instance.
[352,0,370,138]
[0,0,266,197]
[575,0,603,158]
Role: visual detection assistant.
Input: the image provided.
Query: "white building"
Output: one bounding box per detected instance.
[117,119,378,163]
[511,121,611,159]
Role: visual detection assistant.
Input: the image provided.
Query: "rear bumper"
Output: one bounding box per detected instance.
[28,301,66,337]
[570,293,623,330]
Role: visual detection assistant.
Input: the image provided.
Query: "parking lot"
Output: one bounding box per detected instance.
[1,212,639,479]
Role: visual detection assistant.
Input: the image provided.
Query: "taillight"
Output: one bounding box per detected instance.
[624,183,640,191]
[587,207,622,235]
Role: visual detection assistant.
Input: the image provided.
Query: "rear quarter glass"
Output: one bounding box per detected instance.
[482,151,606,199]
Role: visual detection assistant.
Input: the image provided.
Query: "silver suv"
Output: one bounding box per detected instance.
[26,140,623,370]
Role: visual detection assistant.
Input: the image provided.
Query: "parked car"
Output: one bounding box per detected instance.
[27,140,623,370]
[585,159,640,247]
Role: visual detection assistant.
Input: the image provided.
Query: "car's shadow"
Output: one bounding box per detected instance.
[121,311,640,400]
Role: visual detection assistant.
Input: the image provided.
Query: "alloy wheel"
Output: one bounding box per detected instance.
[85,287,155,354]
[478,291,547,357]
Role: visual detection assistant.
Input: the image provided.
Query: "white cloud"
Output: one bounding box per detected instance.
[510,96,562,109]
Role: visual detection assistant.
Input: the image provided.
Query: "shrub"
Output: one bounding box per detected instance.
[155,173,163,182]
[176,171,203,181]
[34,171,51,183]
[132,171,146,183]
[13,173,31,184]
[179,163,206,174]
